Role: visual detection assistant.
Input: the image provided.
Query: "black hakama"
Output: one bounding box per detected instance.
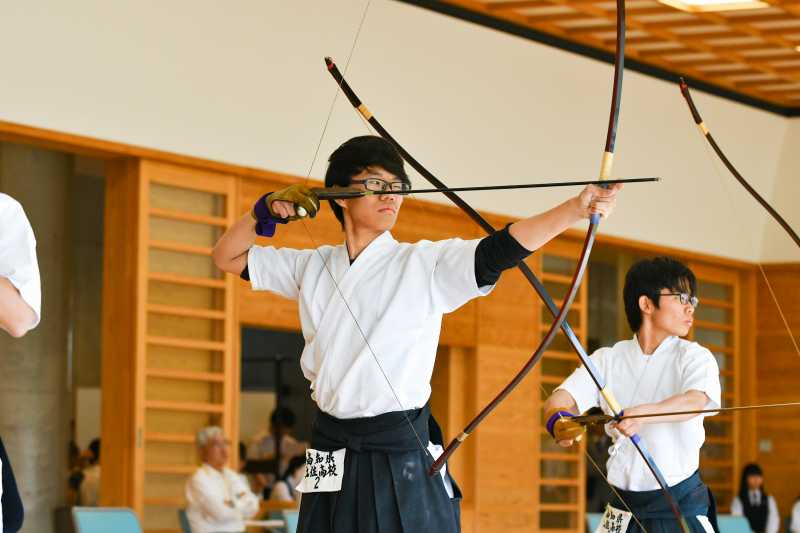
[611,470,719,533]
[297,404,461,533]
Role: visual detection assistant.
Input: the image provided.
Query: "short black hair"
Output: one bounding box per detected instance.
[88,438,100,464]
[623,257,697,332]
[270,406,296,429]
[324,135,409,228]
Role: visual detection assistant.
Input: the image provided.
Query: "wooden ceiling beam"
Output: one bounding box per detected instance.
[757,25,800,35]
[484,1,551,9]
[745,51,800,61]
[537,0,800,84]
[644,18,719,29]
[563,23,617,34]
[526,12,594,22]
[733,77,783,86]
[677,30,746,40]
[637,46,691,56]
[438,0,800,108]
[666,57,733,67]
[604,34,664,44]
[721,12,794,24]
[682,7,800,51]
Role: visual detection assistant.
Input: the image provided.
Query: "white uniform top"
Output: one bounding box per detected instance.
[731,494,780,533]
[0,193,41,326]
[557,335,721,491]
[790,499,800,533]
[185,464,259,533]
[248,231,491,419]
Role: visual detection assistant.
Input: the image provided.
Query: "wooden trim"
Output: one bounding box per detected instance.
[0,118,301,185]
[148,272,225,289]
[145,400,225,414]
[143,497,184,507]
[149,239,213,256]
[146,368,225,383]
[144,432,196,444]
[147,304,226,320]
[148,207,227,227]
[144,464,197,475]
[146,335,226,351]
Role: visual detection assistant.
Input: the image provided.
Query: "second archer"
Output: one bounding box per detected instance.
[212,135,622,533]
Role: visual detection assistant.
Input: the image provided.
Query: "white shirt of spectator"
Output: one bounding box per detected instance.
[0,193,41,326]
[731,494,780,533]
[247,231,492,419]
[790,499,800,533]
[556,335,721,491]
[185,463,259,533]
[80,464,101,506]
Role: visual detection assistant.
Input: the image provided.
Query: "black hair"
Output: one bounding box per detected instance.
[623,256,697,332]
[324,135,409,228]
[270,407,296,429]
[282,454,308,481]
[738,463,766,501]
[239,441,247,462]
[88,438,100,464]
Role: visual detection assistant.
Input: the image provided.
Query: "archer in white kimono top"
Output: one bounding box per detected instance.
[247,230,493,419]
[0,193,41,327]
[556,335,721,491]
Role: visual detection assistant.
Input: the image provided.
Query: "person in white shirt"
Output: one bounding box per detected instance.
[544,257,721,533]
[0,192,42,532]
[790,498,800,533]
[730,463,780,533]
[80,438,101,506]
[185,427,259,533]
[268,455,305,506]
[212,135,621,533]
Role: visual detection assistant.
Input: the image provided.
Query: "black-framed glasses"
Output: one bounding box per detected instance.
[659,292,700,308]
[351,177,411,193]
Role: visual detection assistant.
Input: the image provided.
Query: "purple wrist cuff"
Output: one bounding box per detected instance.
[253,193,287,237]
[546,410,575,437]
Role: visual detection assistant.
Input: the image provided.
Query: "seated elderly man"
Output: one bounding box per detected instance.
[186,427,259,533]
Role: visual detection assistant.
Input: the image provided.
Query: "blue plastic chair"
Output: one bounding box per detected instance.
[282,509,299,533]
[586,512,603,532]
[72,507,142,533]
[717,514,752,533]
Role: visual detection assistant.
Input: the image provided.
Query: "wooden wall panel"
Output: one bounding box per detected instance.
[755,264,800,522]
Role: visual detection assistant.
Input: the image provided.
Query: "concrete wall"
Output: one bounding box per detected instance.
[0,0,796,262]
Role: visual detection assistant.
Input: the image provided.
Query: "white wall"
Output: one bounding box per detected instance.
[0,0,796,262]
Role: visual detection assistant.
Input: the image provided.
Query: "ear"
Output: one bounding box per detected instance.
[334,198,347,210]
[638,294,653,316]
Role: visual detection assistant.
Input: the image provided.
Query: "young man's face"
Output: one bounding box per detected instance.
[338,167,404,232]
[649,288,696,337]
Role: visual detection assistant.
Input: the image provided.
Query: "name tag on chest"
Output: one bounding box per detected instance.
[595,504,633,533]
[296,448,346,493]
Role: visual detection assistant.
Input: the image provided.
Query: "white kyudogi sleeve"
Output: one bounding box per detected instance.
[555,348,609,414]
[681,343,721,410]
[0,196,41,326]
[246,245,314,300]
[430,238,494,314]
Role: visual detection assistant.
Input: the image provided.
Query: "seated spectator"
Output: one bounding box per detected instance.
[247,407,307,476]
[268,455,305,505]
[186,427,259,533]
[731,463,779,533]
[790,497,800,533]
[80,439,101,506]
